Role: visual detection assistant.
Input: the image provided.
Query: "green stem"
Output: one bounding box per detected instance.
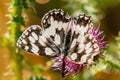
[9,46,23,80]
[8,0,25,80]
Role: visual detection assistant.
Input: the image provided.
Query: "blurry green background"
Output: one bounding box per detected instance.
[0,0,120,80]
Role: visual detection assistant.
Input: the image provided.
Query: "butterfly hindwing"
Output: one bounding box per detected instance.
[67,14,97,65]
[17,25,60,57]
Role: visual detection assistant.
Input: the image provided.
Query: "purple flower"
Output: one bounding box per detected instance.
[53,56,85,76]
[90,24,108,49]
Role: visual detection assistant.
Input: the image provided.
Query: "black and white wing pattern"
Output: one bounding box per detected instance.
[67,14,100,66]
[17,9,71,57]
[41,9,71,48]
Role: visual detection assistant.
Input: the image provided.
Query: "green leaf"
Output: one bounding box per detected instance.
[12,16,25,26]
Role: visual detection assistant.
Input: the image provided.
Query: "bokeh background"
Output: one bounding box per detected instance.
[0,0,120,80]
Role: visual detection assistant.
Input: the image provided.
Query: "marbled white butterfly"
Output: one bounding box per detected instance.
[17,9,106,77]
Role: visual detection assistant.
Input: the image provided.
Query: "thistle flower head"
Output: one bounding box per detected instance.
[53,56,85,76]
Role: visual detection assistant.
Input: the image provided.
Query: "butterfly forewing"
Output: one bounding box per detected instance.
[41,9,71,48]
[17,25,60,56]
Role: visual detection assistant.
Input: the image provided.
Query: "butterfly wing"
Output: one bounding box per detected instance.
[17,9,71,57]
[67,14,100,65]
[41,9,71,48]
[17,25,61,56]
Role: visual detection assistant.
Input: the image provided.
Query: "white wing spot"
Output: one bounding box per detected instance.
[50,12,53,15]
[45,47,54,55]
[29,29,31,31]
[17,40,22,47]
[39,35,47,42]
[18,40,22,44]
[45,15,49,19]
[25,31,28,36]
[32,32,38,40]
[70,53,77,60]
[55,11,59,14]
[85,42,91,50]
[28,36,35,43]
[85,16,89,20]
[80,15,84,18]
[80,54,89,64]
[54,34,61,45]
[43,19,46,23]
[63,23,69,32]
[70,39,76,48]
[31,43,39,55]
[45,25,55,36]
[24,46,29,51]
[58,22,63,30]
[22,39,27,44]
[38,36,46,46]
[78,44,84,53]
[32,25,37,30]
[86,47,93,54]
[22,35,25,38]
